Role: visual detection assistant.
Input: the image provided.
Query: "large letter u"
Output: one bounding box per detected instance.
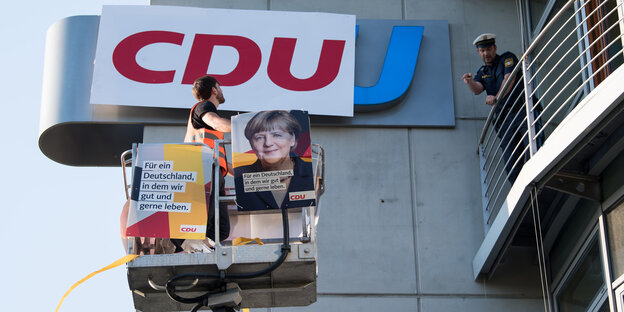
[354,26,424,112]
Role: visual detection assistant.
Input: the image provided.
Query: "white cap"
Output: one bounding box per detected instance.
[473,33,496,47]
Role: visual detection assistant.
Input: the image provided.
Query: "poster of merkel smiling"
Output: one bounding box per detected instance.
[231,110,316,211]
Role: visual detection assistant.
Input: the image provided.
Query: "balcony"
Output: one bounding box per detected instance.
[474,0,624,278]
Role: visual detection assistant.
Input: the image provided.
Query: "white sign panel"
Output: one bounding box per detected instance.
[91,5,355,116]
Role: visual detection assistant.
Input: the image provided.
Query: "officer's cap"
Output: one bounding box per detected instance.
[473,33,496,48]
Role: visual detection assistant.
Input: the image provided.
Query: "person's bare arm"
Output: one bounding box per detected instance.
[202,112,231,133]
[226,162,234,177]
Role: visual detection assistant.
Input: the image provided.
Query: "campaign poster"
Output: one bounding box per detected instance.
[125,143,213,239]
[231,110,316,211]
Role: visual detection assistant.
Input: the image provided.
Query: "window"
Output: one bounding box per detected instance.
[550,199,599,279]
[615,284,624,311]
[606,201,624,282]
[555,234,607,312]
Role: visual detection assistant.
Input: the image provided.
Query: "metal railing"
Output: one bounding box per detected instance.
[120,141,326,254]
[478,0,624,232]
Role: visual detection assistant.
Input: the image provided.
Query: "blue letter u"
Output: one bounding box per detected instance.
[354,26,424,112]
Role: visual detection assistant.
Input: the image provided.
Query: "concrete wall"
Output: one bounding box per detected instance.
[146,0,544,310]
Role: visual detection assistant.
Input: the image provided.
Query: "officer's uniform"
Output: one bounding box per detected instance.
[475,51,523,128]
[472,33,528,183]
[474,52,518,97]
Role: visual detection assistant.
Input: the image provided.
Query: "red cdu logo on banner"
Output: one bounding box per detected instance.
[91,6,355,116]
[113,31,346,92]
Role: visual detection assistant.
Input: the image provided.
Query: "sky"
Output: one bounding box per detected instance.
[0,1,148,311]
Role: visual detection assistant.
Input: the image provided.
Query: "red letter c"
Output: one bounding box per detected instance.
[112,31,184,84]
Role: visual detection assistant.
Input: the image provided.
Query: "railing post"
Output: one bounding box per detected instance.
[618,0,624,56]
[214,139,223,247]
[521,58,538,156]
[479,144,491,233]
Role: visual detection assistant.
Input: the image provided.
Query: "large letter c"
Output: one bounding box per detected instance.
[112,31,184,84]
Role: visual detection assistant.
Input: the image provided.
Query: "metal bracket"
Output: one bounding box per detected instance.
[208,283,242,310]
[544,171,601,202]
[216,246,233,270]
[298,244,315,259]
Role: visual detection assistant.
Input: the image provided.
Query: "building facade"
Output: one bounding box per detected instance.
[146,0,541,311]
[38,0,624,311]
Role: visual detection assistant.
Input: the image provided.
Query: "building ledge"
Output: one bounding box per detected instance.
[473,66,624,279]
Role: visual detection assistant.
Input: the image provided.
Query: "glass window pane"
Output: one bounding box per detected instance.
[550,199,598,278]
[529,0,550,32]
[607,202,624,280]
[596,300,609,312]
[557,237,605,312]
[530,0,567,34]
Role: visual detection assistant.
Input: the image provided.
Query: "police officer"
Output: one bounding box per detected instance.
[462,33,519,106]
[463,33,526,183]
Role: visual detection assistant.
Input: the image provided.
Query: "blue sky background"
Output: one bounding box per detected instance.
[0,1,147,311]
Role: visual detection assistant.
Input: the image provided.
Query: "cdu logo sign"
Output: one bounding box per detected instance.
[91,6,356,117]
[111,31,347,92]
[89,6,453,125]
[344,19,454,126]
[110,24,428,115]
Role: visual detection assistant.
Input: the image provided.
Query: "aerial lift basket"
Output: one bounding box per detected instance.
[120,140,325,312]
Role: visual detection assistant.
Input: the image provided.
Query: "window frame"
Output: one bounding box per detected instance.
[552,227,609,312]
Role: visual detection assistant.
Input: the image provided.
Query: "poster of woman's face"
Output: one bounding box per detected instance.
[231,110,316,211]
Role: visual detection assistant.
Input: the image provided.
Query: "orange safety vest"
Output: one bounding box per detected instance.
[184,102,228,176]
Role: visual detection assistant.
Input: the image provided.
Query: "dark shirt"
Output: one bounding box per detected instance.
[475,51,524,121]
[191,101,218,130]
[474,51,518,96]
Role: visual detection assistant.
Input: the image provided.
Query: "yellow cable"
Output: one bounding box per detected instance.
[55,254,140,312]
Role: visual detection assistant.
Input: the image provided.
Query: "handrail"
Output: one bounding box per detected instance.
[478,0,579,146]
[535,31,624,135]
[476,0,624,231]
[120,149,134,200]
[312,143,326,200]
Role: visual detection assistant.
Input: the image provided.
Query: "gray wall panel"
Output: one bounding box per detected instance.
[143,125,186,143]
[410,120,485,294]
[311,127,417,294]
[270,0,403,19]
[273,296,419,311]
[421,297,544,312]
[406,0,472,118]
